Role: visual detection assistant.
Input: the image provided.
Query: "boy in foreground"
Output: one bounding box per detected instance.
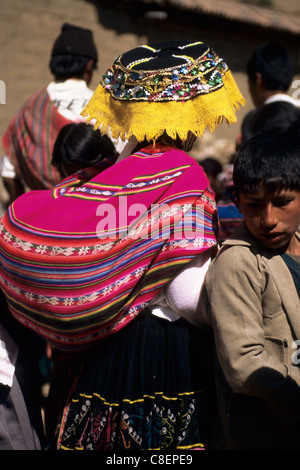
[204,132,300,449]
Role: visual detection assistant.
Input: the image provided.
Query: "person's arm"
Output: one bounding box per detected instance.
[205,245,300,423]
[2,177,25,206]
[1,156,25,205]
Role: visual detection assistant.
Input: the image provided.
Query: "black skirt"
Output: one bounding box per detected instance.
[46,309,217,450]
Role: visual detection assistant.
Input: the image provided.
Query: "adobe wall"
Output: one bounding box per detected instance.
[0,0,299,172]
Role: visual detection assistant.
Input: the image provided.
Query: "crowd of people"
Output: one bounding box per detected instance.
[0,22,299,451]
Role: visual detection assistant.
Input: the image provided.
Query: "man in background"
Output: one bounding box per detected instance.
[240,42,299,145]
[1,23,98,204]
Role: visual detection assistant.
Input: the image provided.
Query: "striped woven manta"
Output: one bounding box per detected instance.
[0,145,218,350]
[2,87,72,190]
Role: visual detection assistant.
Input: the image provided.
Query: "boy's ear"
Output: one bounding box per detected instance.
[255,72,269,91]
[254,72,263,85]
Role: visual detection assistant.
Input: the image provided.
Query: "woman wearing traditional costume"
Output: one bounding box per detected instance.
[0,40,245,450]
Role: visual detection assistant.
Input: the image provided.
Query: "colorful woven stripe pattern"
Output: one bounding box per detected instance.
[2,88,72,190]
[0,146,218,350]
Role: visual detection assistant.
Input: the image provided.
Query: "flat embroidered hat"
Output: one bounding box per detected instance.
[82,40,246,142]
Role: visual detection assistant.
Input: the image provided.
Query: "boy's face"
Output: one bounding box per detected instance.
[238,184,300,252]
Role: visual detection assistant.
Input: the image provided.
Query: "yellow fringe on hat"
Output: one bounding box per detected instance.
[81,70,246,143]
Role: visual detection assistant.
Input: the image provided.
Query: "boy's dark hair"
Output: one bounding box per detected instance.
[247,42,294,91]
[233,132,300,199]
[49,54,96,80]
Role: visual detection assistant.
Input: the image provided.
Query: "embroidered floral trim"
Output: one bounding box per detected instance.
[1,199,210,256]
[0,223,116,255]
[0,267,148,308]
[56,169,185,199]
[57,392,205,450]
[1,193,216,257]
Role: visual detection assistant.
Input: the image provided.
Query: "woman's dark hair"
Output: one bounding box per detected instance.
[233,132,300,199]
[247,42,294,91]
[52,122,117,177]
[49,54,97,80]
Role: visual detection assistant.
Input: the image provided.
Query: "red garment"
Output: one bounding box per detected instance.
[0,146,217,350]
[2,88,72,190]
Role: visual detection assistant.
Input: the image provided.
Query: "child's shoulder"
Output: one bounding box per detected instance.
[208,223,263,276]
[217,222,256,258]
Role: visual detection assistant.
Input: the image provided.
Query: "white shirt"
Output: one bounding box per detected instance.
[264,93,300,107]
[47,79,126,153]
[47,78,94,121]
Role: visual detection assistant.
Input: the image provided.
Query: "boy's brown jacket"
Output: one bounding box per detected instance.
[203,222,300,449]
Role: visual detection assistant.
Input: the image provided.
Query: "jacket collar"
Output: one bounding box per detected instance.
[221,223,300,339]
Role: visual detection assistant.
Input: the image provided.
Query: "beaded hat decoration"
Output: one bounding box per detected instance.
[82,40,246,142]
